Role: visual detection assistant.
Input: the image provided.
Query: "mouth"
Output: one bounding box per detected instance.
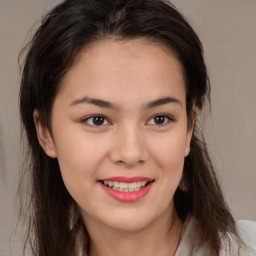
[98,177,154,202]
[100,180,151,192]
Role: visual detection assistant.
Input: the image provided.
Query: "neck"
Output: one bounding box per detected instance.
[84,206,183,256]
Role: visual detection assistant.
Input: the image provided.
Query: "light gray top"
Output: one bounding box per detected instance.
[175,217,256,256]
[79,217,256,255]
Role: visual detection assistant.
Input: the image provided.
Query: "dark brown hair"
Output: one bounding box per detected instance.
[19,0,238,255]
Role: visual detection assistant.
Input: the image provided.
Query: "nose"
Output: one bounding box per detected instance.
[109,125,149,167]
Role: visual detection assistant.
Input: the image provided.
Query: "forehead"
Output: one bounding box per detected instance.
[58,39,186,105]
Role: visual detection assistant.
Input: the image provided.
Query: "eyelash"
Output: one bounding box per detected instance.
[82,115,111,127]
[82,114,175,128]
[146,114,175,126]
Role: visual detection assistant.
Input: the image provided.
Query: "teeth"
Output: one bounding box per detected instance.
[103,180,149,192]
[141,181,147,186]
[137,181,142,187]
[120,182,126,189]
[113,181,119,188]
[128,182,136,189]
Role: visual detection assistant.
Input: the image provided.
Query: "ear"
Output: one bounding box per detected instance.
[185,106,197,157]
[33,110,57,158]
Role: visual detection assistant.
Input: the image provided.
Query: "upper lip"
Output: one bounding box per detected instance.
[100,176,154,182]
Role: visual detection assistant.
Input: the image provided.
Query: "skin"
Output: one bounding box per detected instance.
[34,39,195,256]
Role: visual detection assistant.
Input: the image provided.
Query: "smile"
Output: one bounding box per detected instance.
[102,181,148,192]
[99,176,154,202]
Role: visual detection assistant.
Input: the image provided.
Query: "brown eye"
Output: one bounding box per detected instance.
[147,115,173,126]
[92,116,105,126]
[83,115,110,126]
[154,115,166,125]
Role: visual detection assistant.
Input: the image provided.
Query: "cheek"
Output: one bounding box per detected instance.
[150,130,188,170]
[142,131,187,217]
[54,125,105,167]
[148,129,188,198]
[53,129,109,193]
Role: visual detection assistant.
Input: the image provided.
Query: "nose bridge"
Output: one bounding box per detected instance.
[109,122,149,166]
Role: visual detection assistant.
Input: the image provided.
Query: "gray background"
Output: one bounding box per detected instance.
[0,0,255,255]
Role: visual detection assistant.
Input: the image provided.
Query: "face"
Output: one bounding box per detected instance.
[35,39,194,233]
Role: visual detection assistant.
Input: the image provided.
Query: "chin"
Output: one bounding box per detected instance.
[106,217,154,232]
[100,207,167,233]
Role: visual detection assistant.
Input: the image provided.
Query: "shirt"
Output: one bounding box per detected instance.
[175,217,256,256]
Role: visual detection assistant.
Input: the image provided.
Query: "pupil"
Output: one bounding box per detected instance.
[93,116,104,125]
[154,116,165,125]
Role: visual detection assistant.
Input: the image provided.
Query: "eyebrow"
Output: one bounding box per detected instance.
[144,96,182,109]
[70,97,120,110]
[70,96,182,109]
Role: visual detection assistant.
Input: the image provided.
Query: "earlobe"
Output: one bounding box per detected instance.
[185,105,197,157]
[33,110,57,158]
[185,145,190,157]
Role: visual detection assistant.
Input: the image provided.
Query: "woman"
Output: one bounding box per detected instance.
[19,0,256,255]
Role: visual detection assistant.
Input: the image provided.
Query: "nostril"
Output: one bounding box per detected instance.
[111,147,148,165]
[108,131,149,166]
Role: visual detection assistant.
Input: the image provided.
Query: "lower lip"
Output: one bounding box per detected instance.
[99,182,154,202]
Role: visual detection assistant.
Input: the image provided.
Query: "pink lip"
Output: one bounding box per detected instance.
[99,176,154,202]
[102,176,153,182]
[99,182,153,202]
